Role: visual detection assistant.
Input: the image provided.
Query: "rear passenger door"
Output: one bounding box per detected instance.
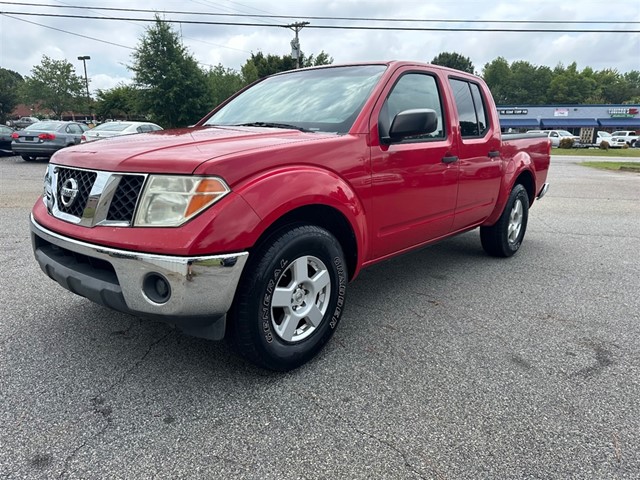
[448,78,503,230]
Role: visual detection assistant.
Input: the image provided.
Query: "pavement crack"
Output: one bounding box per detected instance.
[298,390,446,480]
[57,423,110,479]
[57,331,172,479]
[94,330,173,400]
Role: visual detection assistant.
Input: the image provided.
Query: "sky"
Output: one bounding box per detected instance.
[1,0,639,95]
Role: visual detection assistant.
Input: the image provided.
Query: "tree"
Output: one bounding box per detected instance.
[206,64,245,109]
[129,16,211,128]
[240,50,334,83]
[302,51,333,68]
[20,55,85,119]
[482,57,512,104]
[431,52,475,74]
[95,84,140,120]
[0,68,23,123]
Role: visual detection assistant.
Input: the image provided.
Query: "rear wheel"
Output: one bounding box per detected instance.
[229,224,347,371]
[21,155,36,162]
[480,184,529,257]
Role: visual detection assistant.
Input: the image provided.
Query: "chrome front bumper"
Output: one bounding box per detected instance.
[30,216,249,338]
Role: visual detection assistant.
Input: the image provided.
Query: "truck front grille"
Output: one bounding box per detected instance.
[56,168,97,218]
[48,166,147,227]
[106,175,145,222]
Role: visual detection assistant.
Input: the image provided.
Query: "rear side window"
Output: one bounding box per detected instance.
[379,73,445,141]
[449,78,489,138]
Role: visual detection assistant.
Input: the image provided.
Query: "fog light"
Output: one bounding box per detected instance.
[143,273,171,304]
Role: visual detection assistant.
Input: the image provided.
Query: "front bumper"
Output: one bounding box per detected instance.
[30,216,249,339]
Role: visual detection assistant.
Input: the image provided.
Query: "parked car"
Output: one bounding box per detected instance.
[610,130,638,147]
[11,121,85,161]
[6,116,40,129]
[595,131,613,147]
[82,121,163,142]
[526,129,580,147]
[0,125,16,155]
[31,61,551,371]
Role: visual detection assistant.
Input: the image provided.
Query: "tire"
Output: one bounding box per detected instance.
[480,184,529,257]
[21,155,35,162]
[229,224,347,371]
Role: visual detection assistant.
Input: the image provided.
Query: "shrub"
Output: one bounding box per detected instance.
[559,138,575,149]
[599,141,609,150]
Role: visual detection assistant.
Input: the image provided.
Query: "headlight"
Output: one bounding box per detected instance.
[134,175,230,227]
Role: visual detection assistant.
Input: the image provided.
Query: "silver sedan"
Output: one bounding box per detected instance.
[11,121,86,162]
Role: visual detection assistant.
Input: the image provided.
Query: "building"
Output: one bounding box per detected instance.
[497,104,640,143]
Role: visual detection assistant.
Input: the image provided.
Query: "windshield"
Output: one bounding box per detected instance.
[204,65,387,134]
[93,123,131,132]
[557,130,573,136]
[25,122,61,132]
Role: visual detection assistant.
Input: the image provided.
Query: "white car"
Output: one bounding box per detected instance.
[596,131,613,147]
[81,121,163,142]
[610,130,638,147]
[526,129,580,147]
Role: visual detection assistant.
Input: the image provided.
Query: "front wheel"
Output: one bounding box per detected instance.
[229,224,347,371]
[480,184,529,257]
[21,155,36,162]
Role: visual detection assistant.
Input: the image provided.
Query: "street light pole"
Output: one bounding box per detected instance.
[77,55,91,100]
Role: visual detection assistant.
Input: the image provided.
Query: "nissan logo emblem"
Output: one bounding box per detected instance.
[60,178,79,207]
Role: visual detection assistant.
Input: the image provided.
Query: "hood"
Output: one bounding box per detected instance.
[51,126,331,174]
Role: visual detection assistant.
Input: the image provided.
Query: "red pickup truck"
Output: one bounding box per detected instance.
[31,61,550,370]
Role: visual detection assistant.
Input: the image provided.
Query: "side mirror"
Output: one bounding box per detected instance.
[383,109,438,144]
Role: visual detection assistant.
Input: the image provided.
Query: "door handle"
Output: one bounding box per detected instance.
[488,150,500,158]
[441,155,459,164]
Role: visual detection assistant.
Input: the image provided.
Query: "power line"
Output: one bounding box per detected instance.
[0,13,220,69]
[1,11,638,33]
[1,1,638,25]
[0,12,134,49]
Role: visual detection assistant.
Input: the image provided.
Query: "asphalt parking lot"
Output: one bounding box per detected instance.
[1,154,639,479]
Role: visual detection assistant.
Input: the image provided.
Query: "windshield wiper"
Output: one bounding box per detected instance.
[232,122,314,133]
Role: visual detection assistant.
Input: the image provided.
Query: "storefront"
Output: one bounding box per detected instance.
[497,104,640,143]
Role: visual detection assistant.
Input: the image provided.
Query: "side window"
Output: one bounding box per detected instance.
[469,83,488,135]
[379,73,445,141]
[449,78,489,138]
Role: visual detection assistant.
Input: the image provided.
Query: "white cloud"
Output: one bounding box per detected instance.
[1,0,638,87]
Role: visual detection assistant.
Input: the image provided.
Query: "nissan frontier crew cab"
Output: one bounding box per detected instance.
[31,61,551,371]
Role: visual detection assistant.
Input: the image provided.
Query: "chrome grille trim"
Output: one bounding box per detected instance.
[44,164,148,227]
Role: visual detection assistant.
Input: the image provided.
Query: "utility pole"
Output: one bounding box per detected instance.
[77,55,91,100]
[286,22,309,69]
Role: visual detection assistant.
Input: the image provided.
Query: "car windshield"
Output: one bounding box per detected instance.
[24,122,61,132]
[93,123,131,132]
[204,65,387,134]
[557,130,573,136]
[599,132,612,137]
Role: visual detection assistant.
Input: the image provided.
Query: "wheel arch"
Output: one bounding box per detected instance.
[236,167,368,281]
[251,204,359,281]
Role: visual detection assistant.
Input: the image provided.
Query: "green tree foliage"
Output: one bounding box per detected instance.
[130,17,210,128]
[240,50,333,83]
[206,64,245,109]
[482,58,638,105]
[0,68,23,123]
[481,57,512,104]
[21,55,85,119]
[431,52,475,74]
[94,84,140,120]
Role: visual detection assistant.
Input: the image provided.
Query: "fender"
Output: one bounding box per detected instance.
[235,166,368,276]
[482,151,536,226]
